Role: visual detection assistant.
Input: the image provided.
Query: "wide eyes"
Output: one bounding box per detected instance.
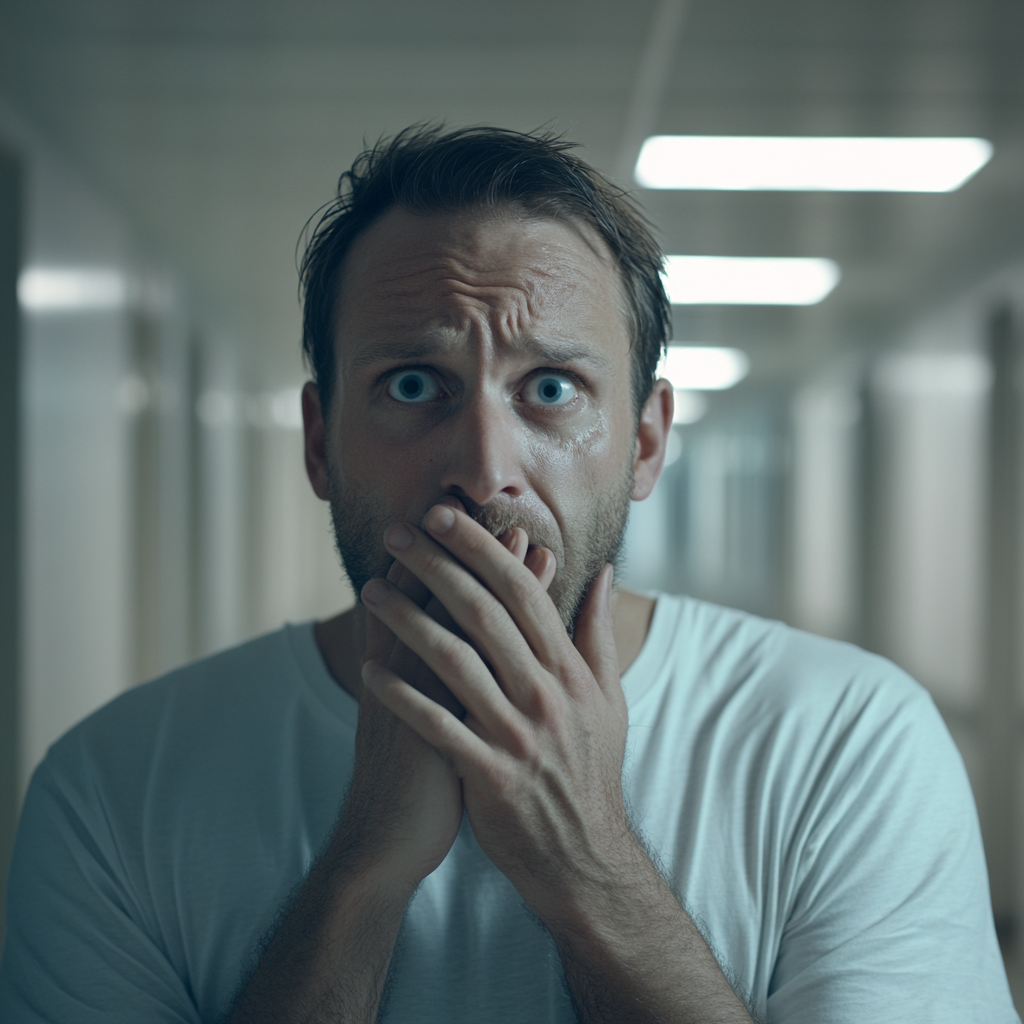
[385,368,578,408]
[387,369,440,403]
[524,374,577,407]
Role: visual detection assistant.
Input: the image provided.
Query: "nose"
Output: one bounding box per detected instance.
[437,391,527,506]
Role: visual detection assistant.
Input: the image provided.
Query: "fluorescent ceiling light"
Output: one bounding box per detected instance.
[663,255,839,305]
[18,267,127,311]
[658,346,750,391]
[636,136,993,192]
[672,390,708,426]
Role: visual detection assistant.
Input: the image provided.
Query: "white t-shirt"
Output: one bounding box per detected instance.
[0,595,1017,1023]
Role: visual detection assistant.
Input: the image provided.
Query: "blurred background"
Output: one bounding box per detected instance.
[1,0,1023,1001]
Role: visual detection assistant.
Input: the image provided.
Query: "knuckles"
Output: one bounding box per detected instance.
[413,545,452,581]
[434,630,478,677]
[502,564,541,611]
[463,592,509,639]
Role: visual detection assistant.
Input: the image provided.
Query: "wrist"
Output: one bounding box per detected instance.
[523,829,663,939]
[320,820,438,898]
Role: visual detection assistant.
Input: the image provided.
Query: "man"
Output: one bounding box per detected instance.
[0,126,1017,1023]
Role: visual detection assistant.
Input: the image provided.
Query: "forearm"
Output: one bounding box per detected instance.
[543,836,753,1024]
[228,839,416,1024]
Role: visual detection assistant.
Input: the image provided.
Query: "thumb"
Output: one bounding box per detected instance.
[363,555,433,667]
[572,564,619,693]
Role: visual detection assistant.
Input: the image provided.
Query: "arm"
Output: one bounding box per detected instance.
[230,522,551,1024]
[360,505,753,1024]
[227,685,454,1023]
[228,552,464,1022]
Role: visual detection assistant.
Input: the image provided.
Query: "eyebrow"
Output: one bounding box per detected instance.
[347,331,610,374]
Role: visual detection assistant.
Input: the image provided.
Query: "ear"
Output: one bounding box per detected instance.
[302,381,331,501]
[632,378,674,501]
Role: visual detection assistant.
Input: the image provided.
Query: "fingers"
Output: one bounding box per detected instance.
[571,564,620,698]
[525,545,556,591]
[499,526,529,562]
[364,496,469,666]
[364,598,396,667]
[415,507,568,666]
[361,659,492,774]
[376,521,555,698]
[364,555,434,666]
[507,527,556,593]
[363,505,569,718]
[361,580,509,732]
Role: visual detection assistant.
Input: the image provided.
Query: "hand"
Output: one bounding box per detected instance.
[344,505,555,888]
[357,509,755,1024]
[359,504,631,920]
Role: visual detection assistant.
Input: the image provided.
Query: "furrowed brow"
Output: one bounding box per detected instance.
[345,332,608,375]
[514,335,608,369]
[347,333,460,374]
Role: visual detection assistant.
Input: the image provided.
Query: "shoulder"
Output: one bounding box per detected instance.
[37,626,313,793]
[638,594,951,799]
[646,592,929,718]
[675,597,964,834]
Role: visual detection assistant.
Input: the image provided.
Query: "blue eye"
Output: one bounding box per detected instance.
[388,370,439,403]
[526,374,577,406]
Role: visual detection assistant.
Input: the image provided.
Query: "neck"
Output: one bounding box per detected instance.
[314,588,656,701]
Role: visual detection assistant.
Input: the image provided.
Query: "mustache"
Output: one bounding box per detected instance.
[456,497,561,558]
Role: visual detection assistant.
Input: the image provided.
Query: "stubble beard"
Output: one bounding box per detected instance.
[326,462,634,634]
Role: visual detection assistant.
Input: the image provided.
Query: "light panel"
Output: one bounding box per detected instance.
[658,346,750,391]
[18,267,127,311]
[662,256,839,305]
[672,390,708,425]
[636,136,993,192]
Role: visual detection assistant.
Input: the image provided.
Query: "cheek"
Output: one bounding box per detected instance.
[522,408,628,505]
[331,409,439,495]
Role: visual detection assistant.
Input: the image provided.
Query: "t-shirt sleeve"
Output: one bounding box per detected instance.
[766,677,1018,1023]
[0,746,203,1024]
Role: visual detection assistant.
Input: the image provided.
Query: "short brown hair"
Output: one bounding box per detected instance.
[299,125,671,415]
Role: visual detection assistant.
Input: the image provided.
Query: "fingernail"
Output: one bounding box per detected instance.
[438,495,466,513]
[361,578,390,606]
[384,523,415,551]
[423,504,455,535]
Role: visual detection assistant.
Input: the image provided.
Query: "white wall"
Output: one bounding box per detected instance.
[0,98,196,792]
[871,350,990,707]
[248,387,354,636]
[789,376,861,641]
[194,343,250,657]
[1,100,136,789]
[21,307,134,783]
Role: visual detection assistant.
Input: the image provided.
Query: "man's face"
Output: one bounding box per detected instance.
[313,205,647,628]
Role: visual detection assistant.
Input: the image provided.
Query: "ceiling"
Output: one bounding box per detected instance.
[1,0,1023,388]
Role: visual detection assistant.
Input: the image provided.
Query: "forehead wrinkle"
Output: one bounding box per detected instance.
[345,330,460,374]
[345,263,538,344]
[355,225,584,308]
[336,208,627,379]
[345,327,610,376]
